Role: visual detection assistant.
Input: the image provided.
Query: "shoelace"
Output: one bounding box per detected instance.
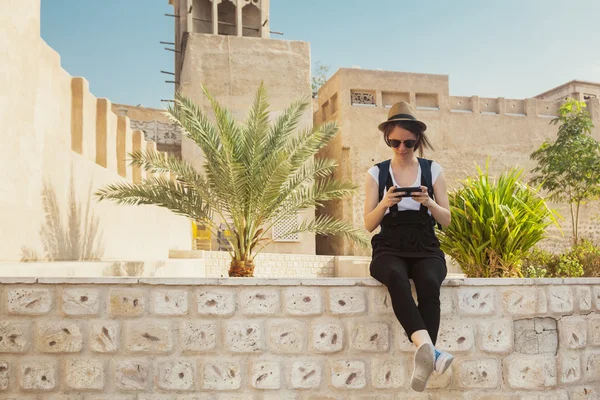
[434,349,441,360]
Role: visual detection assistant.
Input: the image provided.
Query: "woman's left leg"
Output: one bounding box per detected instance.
[410,257,447,345]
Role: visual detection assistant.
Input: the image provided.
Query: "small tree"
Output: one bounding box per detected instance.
[311,61,330,99]
[96,84,368,277]
[530,99,600,244]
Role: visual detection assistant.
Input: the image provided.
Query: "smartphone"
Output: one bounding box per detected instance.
[393,186,422,197]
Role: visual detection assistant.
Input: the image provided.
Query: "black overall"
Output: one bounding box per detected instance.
[369,158,447,344]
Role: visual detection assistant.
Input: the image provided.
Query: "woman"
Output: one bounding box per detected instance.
[364,101,453,392]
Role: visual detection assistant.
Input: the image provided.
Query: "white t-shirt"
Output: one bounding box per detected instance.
[368,161,442,215]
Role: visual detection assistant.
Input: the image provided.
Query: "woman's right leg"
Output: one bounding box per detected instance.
[370,255,428,342]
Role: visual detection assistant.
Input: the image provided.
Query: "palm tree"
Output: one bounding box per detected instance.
[95,84,368,276]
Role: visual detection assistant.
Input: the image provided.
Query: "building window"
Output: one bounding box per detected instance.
[350,90,376,106]
[272,212,300,242]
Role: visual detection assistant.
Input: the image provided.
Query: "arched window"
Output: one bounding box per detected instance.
[217,0,237,36]
[193,0,212,34]
[242,1,260,37]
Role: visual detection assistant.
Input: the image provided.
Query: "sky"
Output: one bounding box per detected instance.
[40,0,600,109]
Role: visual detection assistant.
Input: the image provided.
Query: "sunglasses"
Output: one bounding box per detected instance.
[387,139,417,149]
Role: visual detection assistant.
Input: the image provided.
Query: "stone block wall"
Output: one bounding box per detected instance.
[204,251,335,278]
[0,277,599,399]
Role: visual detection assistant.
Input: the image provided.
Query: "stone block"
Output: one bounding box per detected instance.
[440,288,454,316]
[291,360,322,389]
[267,319,305,353]
[251,361,280,389]
[157,360,195,391]
[548,286,574,314]
[394,325,416,352]
[453,358,500,389]
[0,361,8,390]
[86,396,136,400]
[284,287,323,316]
[239,288,280,316]
[426,367,452,389]
[349,321,389,352]
[502,287,542,316]
[115,359,149,390]
[559,352,582,385]
[109,289,145,317]
[65,359,105,390]
[197,289,235,316]
[583,351,600,382]
[310,322,343,353]
[202,360,241,390]
[225,321,264,353]
[7,288,53,315]
[125,320,173,353]
[328,289,366,315]
[589,314,600,346]
[214,395,255,400]
[178,395,215,400]
[36,321,83,353]
[476,318,513,353]
[330,360,366,389]
[261,391,298,400]
[395,394,430,400]
[153,289,188,315]
[180,321,217,353]
[90,320,119,353]
[559,316,587,349]
[138,396,176,400]
[370,288,394,315]
[436,319,474,352]
[61,288,100,315]
[20,360,56,390]
[371,359,405,389]
[519,391,569,400]
[593,286,600,310]
[504,354,557,389]
[575,286,592,313]
[457,287,496,315]
[0,321,31,353]
[569,385,600,400]
[514,317,558,355]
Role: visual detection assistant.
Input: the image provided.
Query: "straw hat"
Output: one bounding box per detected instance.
[378,101,427,132]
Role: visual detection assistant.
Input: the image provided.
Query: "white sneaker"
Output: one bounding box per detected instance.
[410,342,435,392]
[434,347,454,375]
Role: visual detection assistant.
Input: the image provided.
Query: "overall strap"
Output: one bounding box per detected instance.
[376,159,391,203]
[418,157,441,229]
[417,157,434,199]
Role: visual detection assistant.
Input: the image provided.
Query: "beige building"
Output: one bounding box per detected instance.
[167,0,316,255]
[535,79,600,102]
[314,68,600,256]
[0,0,191,262]
[111,103,181,158]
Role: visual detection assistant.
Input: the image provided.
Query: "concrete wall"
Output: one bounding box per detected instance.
[315,68,600,256]
[178,32,317,255]
[0,277,598,398]
[0,0,191,261]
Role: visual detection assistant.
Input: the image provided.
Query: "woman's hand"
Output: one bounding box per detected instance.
[379,186,404,209]
[411,186,434,207]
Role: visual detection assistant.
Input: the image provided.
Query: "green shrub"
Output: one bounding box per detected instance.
[439,164,559,278]
[574,239,600,277]
[522,239,600,278]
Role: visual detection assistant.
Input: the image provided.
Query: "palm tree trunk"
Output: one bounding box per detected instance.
[229,258,255,277]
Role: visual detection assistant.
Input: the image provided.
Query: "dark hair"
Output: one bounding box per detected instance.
[383,120,434,158]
